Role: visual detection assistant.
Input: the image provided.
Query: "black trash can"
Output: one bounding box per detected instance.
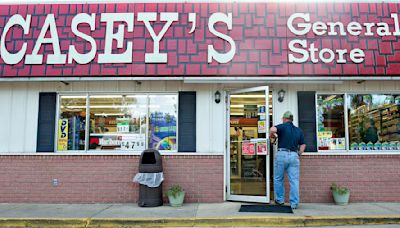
[138,149,163,207]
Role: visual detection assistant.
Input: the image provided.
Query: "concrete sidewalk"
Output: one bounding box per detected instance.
[0,202,400,227]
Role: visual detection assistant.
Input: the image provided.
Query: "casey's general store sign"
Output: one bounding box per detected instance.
[1,2,400,76]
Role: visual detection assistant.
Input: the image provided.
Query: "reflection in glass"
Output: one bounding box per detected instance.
[348,94,400,151]
[89,95,147,151]
[148,95,178,151]
[316,94,346,151]
[58,95,87,151]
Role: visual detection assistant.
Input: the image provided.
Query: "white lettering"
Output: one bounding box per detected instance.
[336,49,348,63]
[207,13,236,63]
[349,48,365,63]
[288,39,308,63]
[25,14,66,64]
[376,22,391,36]
[98,13,134,64]
[308,43,319,63]
[138,12,178,63]
[391,13,400,35]
[0,14,31,64]
[327,22,346,36]
[287,13,311,36]
[319,48,335,63]
[347,22,362,36]
[312,21,327,36]
[363,23,375,36]
[68,13,97,64]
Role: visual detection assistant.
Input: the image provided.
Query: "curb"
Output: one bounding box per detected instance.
[1,216,400,227]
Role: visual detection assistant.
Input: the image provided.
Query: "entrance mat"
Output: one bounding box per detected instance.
[239,204,293,213]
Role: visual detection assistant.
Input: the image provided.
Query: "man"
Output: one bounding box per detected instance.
[269,111,306,210]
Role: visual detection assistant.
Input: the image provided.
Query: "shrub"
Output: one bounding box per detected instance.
[166,185,184,198]
[330,183,350,195]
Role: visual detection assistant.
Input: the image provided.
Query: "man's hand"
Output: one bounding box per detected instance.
[299,144,306,156]
[269,133,278,144]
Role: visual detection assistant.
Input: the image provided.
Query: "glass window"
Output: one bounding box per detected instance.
[56,93,178,152]
[148,95,178,151]
[88,95,147,151]
[57,95,87,151]
[316,94,346,151]
[348,94,400,151]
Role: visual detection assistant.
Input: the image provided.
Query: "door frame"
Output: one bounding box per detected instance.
[225,86,270,203]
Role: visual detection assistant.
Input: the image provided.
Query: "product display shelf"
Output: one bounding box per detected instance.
[349,104,399,144]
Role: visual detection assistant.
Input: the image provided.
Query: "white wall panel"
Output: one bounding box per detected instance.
[9,83,28,152]
[24,83,40,152]
[1,80,399,153]
[196,85,212,153]
[0,83,12,152]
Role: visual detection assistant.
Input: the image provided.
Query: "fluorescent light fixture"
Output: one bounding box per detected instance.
[62,105,86,109]
[231,95,266,98]
[230,112,272,116]
[94,113,125,116]
[90,95,123,98]
[126,95,147,98]
[230,105,270,108]
[61,95,86,99]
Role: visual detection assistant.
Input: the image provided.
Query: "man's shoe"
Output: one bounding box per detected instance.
[274,200,284,206]
[291,205,298,210]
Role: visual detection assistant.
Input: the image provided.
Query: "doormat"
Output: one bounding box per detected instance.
[239,205,293,213]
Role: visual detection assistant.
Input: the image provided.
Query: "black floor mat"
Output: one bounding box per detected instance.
[239,204,293,213]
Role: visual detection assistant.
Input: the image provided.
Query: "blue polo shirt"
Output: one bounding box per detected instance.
[275,122,305,151]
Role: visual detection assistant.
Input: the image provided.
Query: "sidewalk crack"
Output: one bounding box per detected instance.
[373,203,400,213]
[88,204,115,218]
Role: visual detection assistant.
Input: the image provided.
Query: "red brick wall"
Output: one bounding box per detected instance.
[1,154,399,203]
[0,155,224,203]
[300,155,400,203]
[1,2,400,77]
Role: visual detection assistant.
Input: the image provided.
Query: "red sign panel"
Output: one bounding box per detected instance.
[0,2,400,77]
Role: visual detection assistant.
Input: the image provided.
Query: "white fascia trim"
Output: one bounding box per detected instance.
[1,0,398,4]
[0,152,224,156]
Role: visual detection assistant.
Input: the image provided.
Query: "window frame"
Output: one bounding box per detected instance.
[313,91,400,155]
[55,92,179,154]
[315,92,347,153]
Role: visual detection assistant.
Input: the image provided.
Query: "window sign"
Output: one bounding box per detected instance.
[57,95,87,151]
[316,94,346,151]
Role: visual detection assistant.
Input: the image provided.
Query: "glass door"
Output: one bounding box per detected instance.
[227,86,270,203]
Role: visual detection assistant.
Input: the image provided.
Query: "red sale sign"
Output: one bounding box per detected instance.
[242,142,255,156]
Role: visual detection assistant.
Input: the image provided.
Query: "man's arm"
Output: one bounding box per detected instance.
[269,126,277,137]
[299,144,306,155]
[298,130,306,155]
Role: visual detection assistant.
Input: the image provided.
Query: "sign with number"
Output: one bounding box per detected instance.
[121,134,146,151]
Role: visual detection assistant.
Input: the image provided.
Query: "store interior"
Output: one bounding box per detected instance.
[229,91,273,197]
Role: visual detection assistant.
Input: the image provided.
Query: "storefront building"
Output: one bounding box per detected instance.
[0,0,399,203]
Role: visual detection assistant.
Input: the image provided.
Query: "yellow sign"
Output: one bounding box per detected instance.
[58,119,68,151]
[317,131,332,138]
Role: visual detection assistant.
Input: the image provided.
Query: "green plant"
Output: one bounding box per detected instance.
[166,185,184,198]
[330,183,350,195]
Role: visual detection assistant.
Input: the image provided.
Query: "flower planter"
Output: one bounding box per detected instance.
[332,190,350,205]
[167,191,185,207]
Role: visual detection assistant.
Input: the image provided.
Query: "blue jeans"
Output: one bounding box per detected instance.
[274,150,300,208]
